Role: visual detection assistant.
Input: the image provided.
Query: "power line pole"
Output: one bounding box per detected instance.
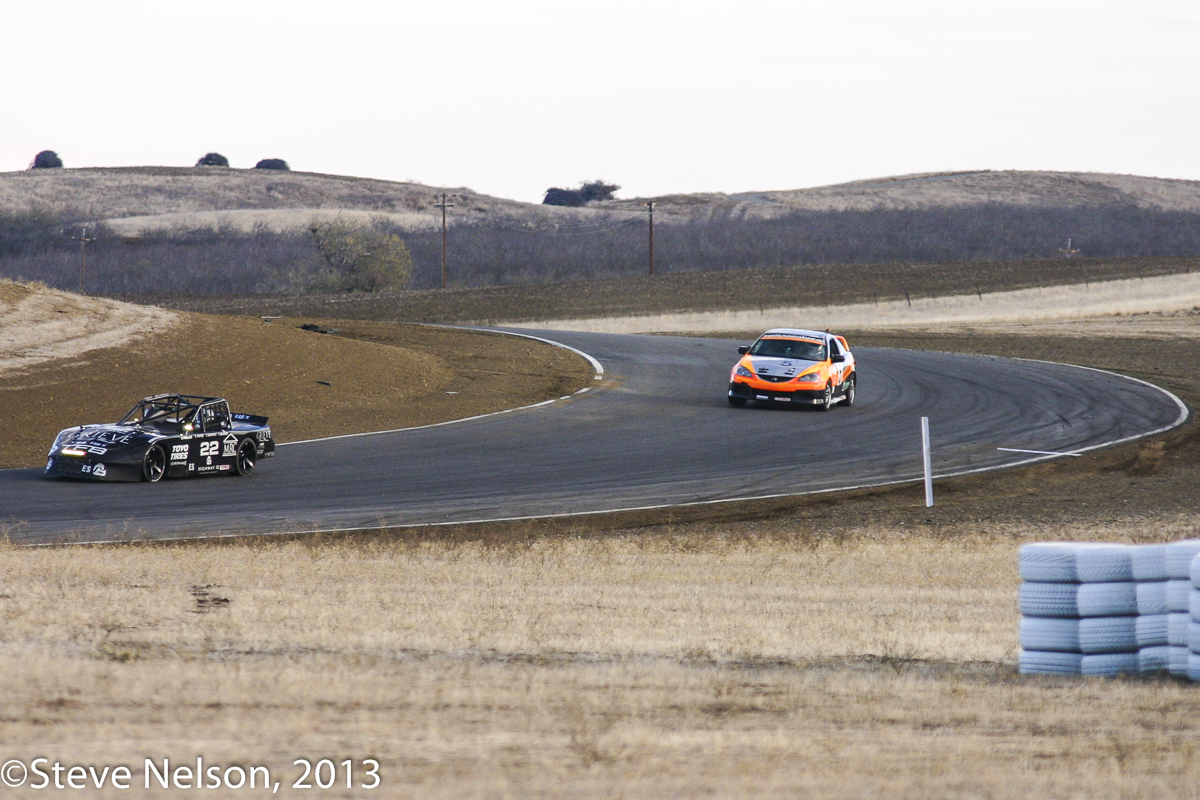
[434,193,454,289]
[645,201,655,276]
[71,225,96,294]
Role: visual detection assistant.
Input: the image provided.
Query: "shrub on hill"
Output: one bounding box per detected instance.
[543,180,620,206]
[30,151,63,170]
[0,212,68,257]
[254,158,290,171]
[5,201,1200,295]
[195,152,230,167]
[308,216,413,292]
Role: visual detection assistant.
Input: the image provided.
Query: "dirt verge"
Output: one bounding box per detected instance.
[0,313,591,469]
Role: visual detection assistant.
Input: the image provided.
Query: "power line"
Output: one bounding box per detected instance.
[434,193,455,289]
[645,201,655,276]
[71,225,96,294]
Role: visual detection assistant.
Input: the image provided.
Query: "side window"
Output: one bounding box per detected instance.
[198,404,230,432]
[829,338,842,357]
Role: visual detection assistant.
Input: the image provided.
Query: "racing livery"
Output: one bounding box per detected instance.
[728,328,857,410]
[45,394,275,482]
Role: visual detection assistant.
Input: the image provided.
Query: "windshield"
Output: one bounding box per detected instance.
[749,337,826,361]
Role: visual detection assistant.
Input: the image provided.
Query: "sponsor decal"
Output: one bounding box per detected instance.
[64,444,109,455]
[222,434,238,457]
[171,444,189,461]
[92,464,107,478]
[256,429,272,442]
[74,429,134,446]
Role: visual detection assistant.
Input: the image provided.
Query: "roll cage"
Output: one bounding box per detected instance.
[118,394,232,433]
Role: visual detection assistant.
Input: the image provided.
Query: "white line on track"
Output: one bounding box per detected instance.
[998,448,1082,457]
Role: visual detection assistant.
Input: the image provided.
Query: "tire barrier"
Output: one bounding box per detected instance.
[1139,645,1172,674]
[1135,614,1169,647]
[1018,617,1138,653]
[1166,540,1200,579]
[1167,580,1192,612]
[1137,581,1169,615]
[1019,541,1200,679]
[1133,544,1169,582]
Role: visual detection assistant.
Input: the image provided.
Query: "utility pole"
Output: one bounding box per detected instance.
[645,201,655,276]
[434,193,454,289]
[71,225,96,294]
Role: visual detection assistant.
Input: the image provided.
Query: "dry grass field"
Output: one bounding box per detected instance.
[4,167,1195,230]
[2,519,1200,799]
[0,167,616,234]
[7,168,1200,233]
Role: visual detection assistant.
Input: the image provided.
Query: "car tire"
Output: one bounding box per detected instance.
[728,396,747,408]
[141,444,166,483]
[234,438,256,476]
[818,384,833,411]
[842,374,856,407]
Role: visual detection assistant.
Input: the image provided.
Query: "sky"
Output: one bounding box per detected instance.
[2,0,1198,204]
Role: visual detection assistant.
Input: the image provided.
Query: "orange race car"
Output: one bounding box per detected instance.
[727,328,856,410]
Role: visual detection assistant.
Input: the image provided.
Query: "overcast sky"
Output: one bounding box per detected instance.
[3,0,1197,203]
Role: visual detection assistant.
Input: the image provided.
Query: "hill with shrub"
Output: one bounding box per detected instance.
[3,167,1200,294]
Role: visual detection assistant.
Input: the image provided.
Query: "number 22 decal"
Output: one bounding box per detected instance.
[199,441,219,457]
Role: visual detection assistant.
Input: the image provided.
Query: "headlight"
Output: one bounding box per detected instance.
[795,373,822,383]
[734,365,754,378]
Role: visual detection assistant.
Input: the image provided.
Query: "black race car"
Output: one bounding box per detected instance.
[45,394,275,482]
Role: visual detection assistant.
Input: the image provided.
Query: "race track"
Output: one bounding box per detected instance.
[0,330,1188,544]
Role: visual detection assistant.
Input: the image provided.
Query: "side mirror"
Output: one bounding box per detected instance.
[831,353,846,363]
[737,346,749,355]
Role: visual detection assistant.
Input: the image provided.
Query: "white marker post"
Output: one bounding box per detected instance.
[921,416,933,508]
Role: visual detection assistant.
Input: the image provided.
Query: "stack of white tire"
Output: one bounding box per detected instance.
[1181,541,1200,681]
[1018,540,1200,678]
[1018,543,1140,676]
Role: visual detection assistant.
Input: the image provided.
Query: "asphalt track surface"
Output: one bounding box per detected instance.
[0,330,1189,545]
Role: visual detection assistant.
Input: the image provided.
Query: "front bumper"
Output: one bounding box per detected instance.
[729,381,826,405]
[44,455,139,481]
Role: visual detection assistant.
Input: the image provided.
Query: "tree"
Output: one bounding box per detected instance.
[542,187,584,206]
[308,216,413,292]
[580,180,620,202]
[196,152,229,167]
[543,179,620,206]
[255,158,290,170]
[30,150,63,169]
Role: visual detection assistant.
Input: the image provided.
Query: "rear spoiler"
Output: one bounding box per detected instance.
[232,413,269,426]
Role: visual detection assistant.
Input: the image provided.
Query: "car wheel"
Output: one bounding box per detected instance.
[818,383,833,411]
[843,374,856,407]
[141,444,166,483]
[728,396,747,408]
[234,438,256,476]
